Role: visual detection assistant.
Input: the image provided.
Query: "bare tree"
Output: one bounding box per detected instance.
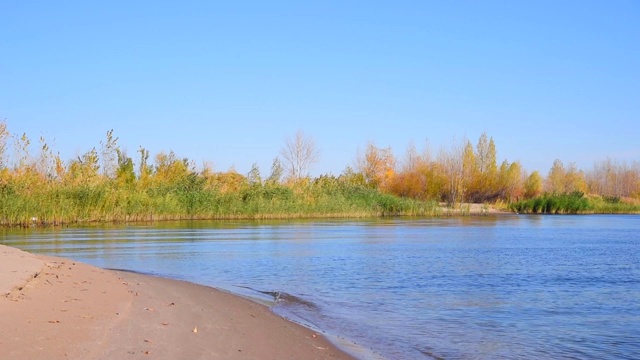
[587,158,640,198]
[0,120,9,169]
[100,129,119,179]
[437,140,464,206]
[280,130,320,180]
[402,139,419,172]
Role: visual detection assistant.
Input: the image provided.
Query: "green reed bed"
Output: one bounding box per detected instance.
[509,192,640,214]
[509,192,592,214]
[0,180,439,227]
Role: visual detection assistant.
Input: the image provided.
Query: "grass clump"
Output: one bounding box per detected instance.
[588,196,640,214]
[510,192,640,214]
[509,192,592,214]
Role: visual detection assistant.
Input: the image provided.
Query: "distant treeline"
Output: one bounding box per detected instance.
[0,121,638,226]
[356,133,640,211]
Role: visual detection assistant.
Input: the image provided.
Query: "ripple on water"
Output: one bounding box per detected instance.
[1,215,640,359]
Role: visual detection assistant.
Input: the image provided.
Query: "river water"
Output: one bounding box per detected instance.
[1,215,639,359]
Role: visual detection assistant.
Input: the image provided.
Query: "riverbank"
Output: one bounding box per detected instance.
[0,245,355,360]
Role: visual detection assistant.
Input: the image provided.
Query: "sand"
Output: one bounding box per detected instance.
[0,245,355,359]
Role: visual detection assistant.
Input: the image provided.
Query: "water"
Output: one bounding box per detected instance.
[2,215,639,359]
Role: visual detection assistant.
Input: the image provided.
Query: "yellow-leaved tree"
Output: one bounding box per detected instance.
[356,142,396,190]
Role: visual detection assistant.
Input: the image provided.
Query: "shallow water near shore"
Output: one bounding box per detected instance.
[2,215,640,359]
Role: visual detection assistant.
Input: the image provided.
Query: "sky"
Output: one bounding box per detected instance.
[1,1,639,176]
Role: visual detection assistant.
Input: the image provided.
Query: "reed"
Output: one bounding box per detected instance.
[588,196,640,214]
[509,192,592,214]
[0,177,439,227]
[510,192,640,215]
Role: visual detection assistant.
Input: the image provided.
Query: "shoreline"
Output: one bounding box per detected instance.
[0,245,357,359]
[6,207,515,228]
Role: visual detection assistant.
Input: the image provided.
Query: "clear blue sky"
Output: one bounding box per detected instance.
[2,1,638,176]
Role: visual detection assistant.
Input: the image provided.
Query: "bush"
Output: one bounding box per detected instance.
[510,192,591,214]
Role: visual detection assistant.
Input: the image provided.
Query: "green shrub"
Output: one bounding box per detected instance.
[510,192,591,214]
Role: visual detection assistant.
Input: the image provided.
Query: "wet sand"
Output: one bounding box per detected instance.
[0,245,355,359]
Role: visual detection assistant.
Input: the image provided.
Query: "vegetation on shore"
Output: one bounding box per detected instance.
[0,121,638,226]
[509,192,591,214]
[510,192,640,214]
[0,166,440,226]
[0,125,441,226]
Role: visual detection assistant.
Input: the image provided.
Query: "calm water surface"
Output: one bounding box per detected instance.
[2,215,639,359]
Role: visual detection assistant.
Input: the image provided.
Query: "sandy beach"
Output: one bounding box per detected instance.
[0,245,355,359]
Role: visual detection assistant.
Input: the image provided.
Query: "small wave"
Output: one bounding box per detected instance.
[233,285,319,310]
[107,268,154,276]
[262,290,319,310]
[418,347,446,360]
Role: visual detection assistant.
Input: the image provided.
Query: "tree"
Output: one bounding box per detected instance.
[498,160,523,202]
[247,162,262,185]
[437,141,464,205]
[402,140,420,172]
[355,142,396,189]
[588,158,618,197]
[266,157,284,185]
[280,130,320,180]
[586,158,640,198]
[476,132,497,176]
[564,162,587,194]
[461,140,476,201]
[0,120,9,169]
[138,146,150,175]
[388,140,433,200]
[546,159,586,194]
[471,132,498,201]
[100,129,119,179]
[546,159,566,194]
[153,151,190,187]
[523,171,543,199]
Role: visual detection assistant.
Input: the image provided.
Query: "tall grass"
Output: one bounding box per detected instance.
[0,177,439,227]
[588,196,640,214]
[509,192,592,214]
[509,192,640,214]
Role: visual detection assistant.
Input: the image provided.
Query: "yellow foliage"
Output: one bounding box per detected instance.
[152,151,190,186]
[210,170,247,194]
[359,142,396,189]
